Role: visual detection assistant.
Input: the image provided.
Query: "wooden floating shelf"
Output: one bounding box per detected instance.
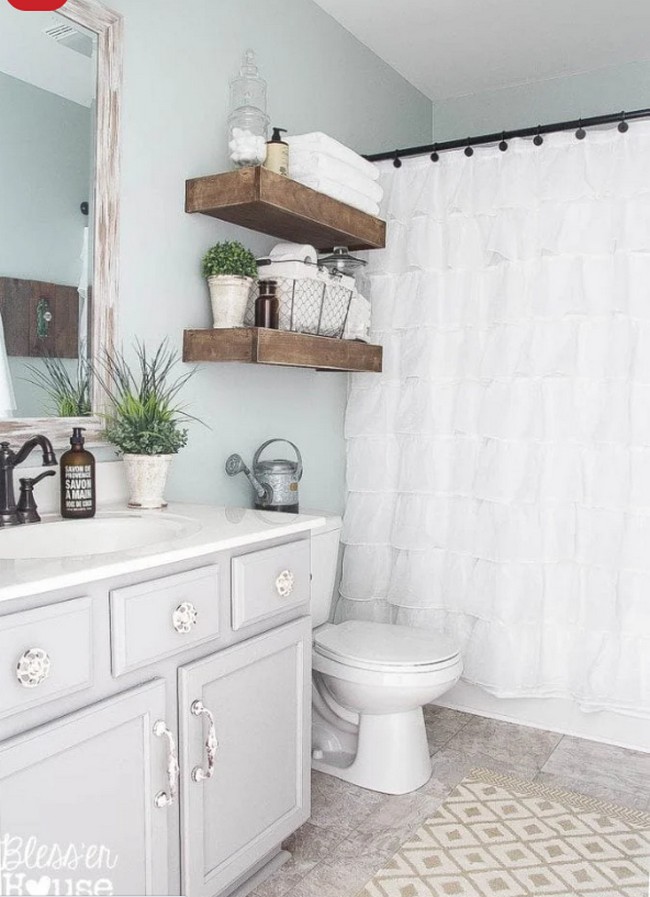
[185,166,386,251]
[183,328,383,373]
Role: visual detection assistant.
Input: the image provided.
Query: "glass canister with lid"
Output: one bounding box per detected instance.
[227,50,269,168]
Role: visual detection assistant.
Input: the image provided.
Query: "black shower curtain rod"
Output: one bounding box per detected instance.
[364,107,650,164]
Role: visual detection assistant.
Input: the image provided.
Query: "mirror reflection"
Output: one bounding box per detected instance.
[0,6,96,419]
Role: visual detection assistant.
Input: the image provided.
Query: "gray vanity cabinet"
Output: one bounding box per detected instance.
[0,678,169,896]
[0,531,313,897]
[179,617,311,897]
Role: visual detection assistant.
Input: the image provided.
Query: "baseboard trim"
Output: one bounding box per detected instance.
[434,681,650,753]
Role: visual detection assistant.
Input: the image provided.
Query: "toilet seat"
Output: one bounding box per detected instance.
[313,621,460,674]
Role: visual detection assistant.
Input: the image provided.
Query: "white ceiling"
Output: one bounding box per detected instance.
[0,6,94,106]
[313,0,650,101]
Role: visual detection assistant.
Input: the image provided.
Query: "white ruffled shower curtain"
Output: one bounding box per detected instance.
[340,123,650,718]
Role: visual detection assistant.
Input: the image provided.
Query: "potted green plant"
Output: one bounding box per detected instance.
[201,240,258,328]
[95,340,197,509]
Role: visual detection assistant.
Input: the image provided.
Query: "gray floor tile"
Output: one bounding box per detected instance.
[259,713,650,897]
[285,854,373,897]
[252,823,346,897]
[444,714,562,772]
[309,769,385,835]
[534,769,649,812]
[540,735,650,809]
[423,704,473,754]
[282,821,346,862]
[251,857,310,897]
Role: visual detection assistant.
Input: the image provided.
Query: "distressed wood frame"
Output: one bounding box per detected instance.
[0,0,122,447]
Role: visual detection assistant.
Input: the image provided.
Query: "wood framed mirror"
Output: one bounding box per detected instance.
[0,0,122,446]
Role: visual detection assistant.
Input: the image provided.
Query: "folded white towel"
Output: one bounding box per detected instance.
[287,132,378,180]
[295,174,380,216]
[269,242,319,264]
[290,152,384,204]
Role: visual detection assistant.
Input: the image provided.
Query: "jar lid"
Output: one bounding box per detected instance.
[319,246,367,275]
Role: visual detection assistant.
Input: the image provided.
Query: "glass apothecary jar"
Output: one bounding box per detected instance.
[228,50,269,168]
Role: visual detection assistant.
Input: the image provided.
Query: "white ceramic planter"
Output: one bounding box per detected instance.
[123,453,173,509]
[207,275,253,328]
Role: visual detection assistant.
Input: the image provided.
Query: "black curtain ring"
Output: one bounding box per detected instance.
[575,119,586,140]
[392,151,402,168]
[464,138,474,157]
[499,131,508,152]
[430,144,439,162]
[533,126,544,147]
[618,111,629,133]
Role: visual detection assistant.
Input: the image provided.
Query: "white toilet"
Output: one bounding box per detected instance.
[308,511,463,795]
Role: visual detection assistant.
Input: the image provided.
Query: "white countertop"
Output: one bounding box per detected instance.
[0,503,326,603]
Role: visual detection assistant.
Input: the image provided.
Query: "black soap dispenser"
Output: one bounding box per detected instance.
[60,427,96,519]
[264,127,289,176]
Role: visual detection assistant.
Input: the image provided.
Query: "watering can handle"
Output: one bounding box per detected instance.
[253,439,303,481]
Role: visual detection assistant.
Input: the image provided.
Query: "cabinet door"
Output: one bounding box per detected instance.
[0,680,170,896]
[179,617,311,897]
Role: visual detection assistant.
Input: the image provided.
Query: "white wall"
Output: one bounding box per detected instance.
[433,59,650,140]
[106,0,432,513]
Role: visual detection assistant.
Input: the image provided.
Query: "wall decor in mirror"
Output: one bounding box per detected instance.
[0,0,121,446]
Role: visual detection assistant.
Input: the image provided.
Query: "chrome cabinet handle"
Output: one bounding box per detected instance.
[16,648,51,688]
[191,700,218,783]
[275,569,295,598]
[153,719,180,808]
[172,601,198,633]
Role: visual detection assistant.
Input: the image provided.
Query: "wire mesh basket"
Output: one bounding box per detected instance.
[244,259,354,338]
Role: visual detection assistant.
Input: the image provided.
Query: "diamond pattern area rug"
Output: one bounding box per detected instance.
[358,768,650,897]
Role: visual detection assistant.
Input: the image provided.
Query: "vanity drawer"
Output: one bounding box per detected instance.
[0,597,93,719]
[232,539,311,630]
[110,564,221,676]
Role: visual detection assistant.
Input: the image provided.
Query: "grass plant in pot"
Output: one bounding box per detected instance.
[202,240,257,328]
[96,341,197,509]
[23,356,91,417]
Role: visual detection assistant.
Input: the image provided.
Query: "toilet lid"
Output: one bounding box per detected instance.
[313,621,459,672]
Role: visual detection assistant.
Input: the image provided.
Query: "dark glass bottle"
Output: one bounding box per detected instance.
[255,279,279,329]
[60,427,96,519]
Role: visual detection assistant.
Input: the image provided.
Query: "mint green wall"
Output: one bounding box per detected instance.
[0,72,91,418]
[107,0,432,512]
[433,60,650,140]
[0,72,91,285]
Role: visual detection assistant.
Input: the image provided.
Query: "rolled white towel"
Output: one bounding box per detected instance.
[294,174,380,216]
[269,242,319,264]
[290,152,383,205]
[287,132,378,180]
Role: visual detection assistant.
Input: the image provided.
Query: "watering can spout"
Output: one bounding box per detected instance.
[225,453,270,502]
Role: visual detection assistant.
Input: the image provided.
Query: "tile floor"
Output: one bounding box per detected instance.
[252,706,650,897]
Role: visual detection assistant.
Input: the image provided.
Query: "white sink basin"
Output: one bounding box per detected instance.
[0,513,199,560]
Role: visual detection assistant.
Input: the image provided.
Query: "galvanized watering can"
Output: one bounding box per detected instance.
[225,438,303,513]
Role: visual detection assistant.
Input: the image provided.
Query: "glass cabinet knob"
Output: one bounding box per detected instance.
[172,601,198,633]
[16,648,51,688]
[275,570,295,598]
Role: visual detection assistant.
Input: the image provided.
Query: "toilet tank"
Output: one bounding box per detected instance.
[303,509,343,627]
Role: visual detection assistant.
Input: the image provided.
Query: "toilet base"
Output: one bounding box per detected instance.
[312,707,432,795]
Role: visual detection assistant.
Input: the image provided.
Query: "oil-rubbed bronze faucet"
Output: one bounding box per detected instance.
[0,437,57,527]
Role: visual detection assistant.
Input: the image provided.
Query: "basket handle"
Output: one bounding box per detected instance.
[253,439,303,481]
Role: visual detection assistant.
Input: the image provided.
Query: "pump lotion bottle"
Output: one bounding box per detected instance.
[264,127,289,176]
[61,427,96,518]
